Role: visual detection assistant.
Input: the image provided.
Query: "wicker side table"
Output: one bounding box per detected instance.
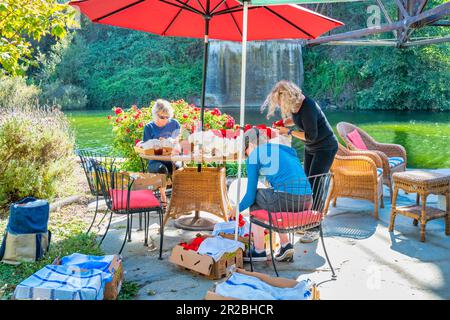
[389,170,450,242]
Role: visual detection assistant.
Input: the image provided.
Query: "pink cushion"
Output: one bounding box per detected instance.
[347,129,367,150]
[110,189,160,211]
[250,210,323,229]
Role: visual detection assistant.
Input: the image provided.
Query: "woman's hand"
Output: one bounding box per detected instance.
[229,207,236,220]
[277,127,290,136]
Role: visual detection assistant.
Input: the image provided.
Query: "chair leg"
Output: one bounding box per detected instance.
[319,224,337,280]
[374,192,379,220]
[138,212,143,231]
[249,220,254,272]
[98,211,113,247]
[388,177,394,203]
[143,211,148,246]
[87,193,99,234]
[332,197,337,208]
[128,214,132,242]
[119,215,130,255]
[159,208,164,260]
[268,228,278,277]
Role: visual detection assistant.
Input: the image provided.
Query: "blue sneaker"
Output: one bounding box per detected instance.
[244,248,267,262]
[275,243,294,262]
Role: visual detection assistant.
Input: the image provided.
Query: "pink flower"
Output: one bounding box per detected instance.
[225,118,235,129]
[114,107,123,115]
[183,114,188,119]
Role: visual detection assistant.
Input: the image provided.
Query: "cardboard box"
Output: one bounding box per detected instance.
[125,172,168,190]
[204,268,320,300]
[134,146,173,156]
[53,255,123,300]
[169,243,244,280]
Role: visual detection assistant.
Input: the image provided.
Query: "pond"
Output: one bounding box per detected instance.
[66,109,450,169]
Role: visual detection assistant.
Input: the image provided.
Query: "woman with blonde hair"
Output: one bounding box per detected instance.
[262,81,338,243]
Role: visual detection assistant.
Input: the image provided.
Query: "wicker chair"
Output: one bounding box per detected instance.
[336,122,407,199]
[324,143,384,219]
[248,173,336,278]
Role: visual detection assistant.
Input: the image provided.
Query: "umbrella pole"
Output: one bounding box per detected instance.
[198,13,210,174]
[234,0,249,241]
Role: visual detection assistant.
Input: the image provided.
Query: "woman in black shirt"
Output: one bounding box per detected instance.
[262,80,338,243]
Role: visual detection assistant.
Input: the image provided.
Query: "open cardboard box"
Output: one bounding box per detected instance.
[169,235,244,280]
[134,146,173,156]
[204,268,320,300]
[125,172,168,190]
[52,255,123,300]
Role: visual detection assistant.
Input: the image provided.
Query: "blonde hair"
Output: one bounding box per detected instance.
[261,81,303,120]
[152,99,174,120]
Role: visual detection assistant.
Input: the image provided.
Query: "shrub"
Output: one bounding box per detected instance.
[0,76,41,108]
[40,81,88,110]
[0,106,77,209]
[109,99,236,171]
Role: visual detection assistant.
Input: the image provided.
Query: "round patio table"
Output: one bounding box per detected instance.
[139,152,237,231]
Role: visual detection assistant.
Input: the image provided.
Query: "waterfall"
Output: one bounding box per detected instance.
[206,40,304,107]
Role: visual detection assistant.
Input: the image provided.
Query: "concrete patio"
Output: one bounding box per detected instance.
[99,177,450,300]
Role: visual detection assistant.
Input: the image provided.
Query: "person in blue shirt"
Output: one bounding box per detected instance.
[143,99,181,175]
[230,128,312,262]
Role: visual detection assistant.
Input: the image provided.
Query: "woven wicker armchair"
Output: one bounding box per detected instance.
[336,122,407,199]
[324,143,384,219]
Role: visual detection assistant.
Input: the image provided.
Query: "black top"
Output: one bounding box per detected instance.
[291,95,338,152]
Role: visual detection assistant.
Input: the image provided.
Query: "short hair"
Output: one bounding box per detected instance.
[243,127,267,152]
[152,99,174,120]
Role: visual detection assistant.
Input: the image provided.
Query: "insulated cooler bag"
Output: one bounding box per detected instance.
[0,197,51,264]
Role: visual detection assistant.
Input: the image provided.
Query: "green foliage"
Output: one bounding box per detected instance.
[40,80,88,110]
[0,76,40,108]
[0,107,76,208]
[109,100,236,171]
[303,1,450,111]
[0,0,77,76]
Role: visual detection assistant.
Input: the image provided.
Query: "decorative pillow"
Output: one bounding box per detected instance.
[347,129,368,150]
[388,157,405,168]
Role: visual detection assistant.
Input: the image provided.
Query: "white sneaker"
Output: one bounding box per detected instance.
[300,231,319,243]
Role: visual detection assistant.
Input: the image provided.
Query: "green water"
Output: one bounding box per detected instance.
[66,109,450,169]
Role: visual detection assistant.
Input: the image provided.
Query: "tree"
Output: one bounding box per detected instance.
[0,0,76,76]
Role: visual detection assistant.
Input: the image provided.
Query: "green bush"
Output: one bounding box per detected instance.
[0,76,41,108]
[40,81,88,110]
[0,107,77,209]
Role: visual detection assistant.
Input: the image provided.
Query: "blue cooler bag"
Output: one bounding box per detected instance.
[0,197,51,264]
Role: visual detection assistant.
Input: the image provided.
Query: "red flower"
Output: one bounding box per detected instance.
[138,122,144,128]
[193,116,197,120]
[183,114,188,119]
[107,115,111,120]
[114,107,123,115]
[212,108,221,116]
[135,139,142,145]
[116,118,122,123]
[256,124,267,130]
[244,124,253,132]
[194,107,200,112]
[220,129,227,138]
[272,119,284,127]
[126,128,130,133]
[225,118,235,129]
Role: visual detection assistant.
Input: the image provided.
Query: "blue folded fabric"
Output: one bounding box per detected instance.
[61,253,116,275]
[377,168,383,177]
[13,265,111,300]
[215,272,312,300]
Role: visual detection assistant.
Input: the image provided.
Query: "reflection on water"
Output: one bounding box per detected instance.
[66,109,450,169]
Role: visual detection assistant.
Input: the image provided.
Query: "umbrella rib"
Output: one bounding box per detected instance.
[213,5,258,17]
[172,0,205,15]
[194,0,206,13]
[223,2,242,38]
[210,0,226,15]
[93,0,146,22]
[162,0,194,35]
[262,6,314,39]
